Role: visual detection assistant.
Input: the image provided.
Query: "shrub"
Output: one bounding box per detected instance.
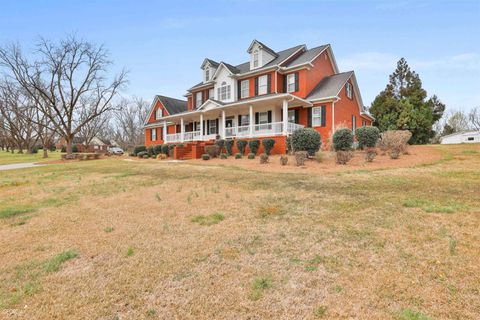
[235,153,242,159]
[201,154,210,160]
[205,145,220,158]
[153,145,163,155]
[336,150,353,164]
[280,155,288,166]
[314,151,323,163]
[215,139,225,153]
[168,144,176,151]
[147,146,155,156]
[31,146,38,154]
[332,128,353,151]
[379,130,411,158]
[220,153,228,159]
[262,138,276,155]
[72,145,78,153]
[236,139,247,155]
[61,146,66,153]
[133,145,147,156]
[137,151,148,158]
[356,126,380,149]
[157,153,167,160]
[260,153,269,164]
[161,144,169,155]
[365,147,376,162]
[295,151,308,166]
[291,128,321,156]
[49,145,56,152]
[248,139,260,155]
[247,153,255,159]
[225,140,234,155]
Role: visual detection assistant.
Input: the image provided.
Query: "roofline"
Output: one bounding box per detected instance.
[144,95,187,126]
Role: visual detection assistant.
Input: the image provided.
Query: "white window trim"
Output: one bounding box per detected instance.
[258,112,268,124]
[196,92,203,107]
[208,119,217,134]
[241,80,249,99]
[156,108,162,120]
[240,115,249,126]
[218,82,231,101]
[312,107,322,127]
[346,82,353,99]
[205,68,210,82]
[253,51,259,68]
[258,75,268,95]
[151,128,157,141]
[287,74,296,93]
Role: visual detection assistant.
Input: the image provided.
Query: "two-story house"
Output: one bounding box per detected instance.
[144,40,373,158]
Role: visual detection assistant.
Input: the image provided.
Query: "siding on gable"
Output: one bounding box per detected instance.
[147,100,170,124]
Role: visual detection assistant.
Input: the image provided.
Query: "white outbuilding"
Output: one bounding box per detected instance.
[441,131,480,144]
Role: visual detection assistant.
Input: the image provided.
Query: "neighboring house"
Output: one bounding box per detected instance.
[441,131,480,144]
[144,40,373,158]
[56,137,118,153]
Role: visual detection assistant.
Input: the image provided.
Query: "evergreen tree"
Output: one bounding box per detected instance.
[370,58,444,144]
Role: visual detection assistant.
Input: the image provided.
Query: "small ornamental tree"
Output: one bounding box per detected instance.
[215,139,225,154]
[248,139,260,155]
[333,128,353,164]
[291,128,321,156]
[262,138,276,155]
[225,140,234,155]
[356,126,380,149]
[236,139,248,155]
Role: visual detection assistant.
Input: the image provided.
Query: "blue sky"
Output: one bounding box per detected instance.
[1,0,479,111]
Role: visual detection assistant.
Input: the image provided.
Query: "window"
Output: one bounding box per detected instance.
[205,68,210,82]
[196,92,203,107]
[209,88,214,99]
[352,115,356,133]
[253,50,259,68]
[240,115,249,126]
[346,82,353,99]
[217,81,231,101]
[362,120,367,127]
[287,73,296,93]
[288,110,296,123]
[151,128,157,141]
[258,75,268,95]
[312,107,322,126]
[208,119,216,135]
[155,108,162,120]
[467,137,474,141]
[241,80,249,98]
[258,112,268,124]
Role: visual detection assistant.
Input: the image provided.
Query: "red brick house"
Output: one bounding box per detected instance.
[144,40,373,159]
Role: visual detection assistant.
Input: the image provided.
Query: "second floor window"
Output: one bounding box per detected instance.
[258,75,268,95]
[346,82,353,99]
[287,74,296,93]
[217,81,231,101]
[196,92,203,107]
[155,108,162,120]
[205,68,210,82]
[253,51,259,68]
[241,80,249,98]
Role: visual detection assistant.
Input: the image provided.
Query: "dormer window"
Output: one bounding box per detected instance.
[155,108,162,120]
[205,68,210,82]
[217,81,231,101]
[253,50,259,68]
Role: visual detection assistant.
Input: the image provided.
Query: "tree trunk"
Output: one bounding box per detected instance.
[66,138,73,155]
[43,146,48,158]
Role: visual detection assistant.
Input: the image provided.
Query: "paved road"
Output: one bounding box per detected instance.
[0,162,46,171]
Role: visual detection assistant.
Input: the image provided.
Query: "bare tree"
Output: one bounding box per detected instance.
[0,36,127,156]
[468,107,480,131]
[111,97,149,151]
[78,104,110,148]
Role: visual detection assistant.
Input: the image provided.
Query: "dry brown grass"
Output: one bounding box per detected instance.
[0,144,479,319]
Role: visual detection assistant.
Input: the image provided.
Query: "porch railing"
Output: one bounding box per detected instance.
[165,122,304,143]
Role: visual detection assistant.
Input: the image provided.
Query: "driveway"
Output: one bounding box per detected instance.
[0,162,46,171]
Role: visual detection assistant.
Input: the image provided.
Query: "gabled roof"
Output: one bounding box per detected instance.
[306,71,354,100]
[155,95,188,115]
[284,44,329,68]
[236,44,306,74]
[221,62,241,74]
[201,58,219,70]
[247,40,278,57]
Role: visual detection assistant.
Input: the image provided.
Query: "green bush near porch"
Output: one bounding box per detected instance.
[235,153,242,159]
[262,138,276,155]
[247,153,255,159]
[201,154,210,160]
[248,140,260,155]
[225,140,234,155]
[333,128,353,151]
[356,126,380,149]
[291,128,321,156]
[133,145,146,156]
[236,140,248,155]
[161,144,169,155]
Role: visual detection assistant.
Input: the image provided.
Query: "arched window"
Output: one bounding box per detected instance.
[217,81,231,101]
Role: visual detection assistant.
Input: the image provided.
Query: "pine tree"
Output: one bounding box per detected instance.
[370,58,444,144]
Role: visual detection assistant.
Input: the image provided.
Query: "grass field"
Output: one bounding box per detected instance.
[0,150,61,165]
[0,145,479,319]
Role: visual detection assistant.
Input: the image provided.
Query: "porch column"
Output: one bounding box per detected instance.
[180,118,184,142]
[163,121,167,142]
[282,99,288,135]
[249,105,254,137]
[199,113,204,141]
[221,110,226,139]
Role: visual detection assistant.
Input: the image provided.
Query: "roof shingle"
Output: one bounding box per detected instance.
[306,71,353,100]
[156,95,188,115]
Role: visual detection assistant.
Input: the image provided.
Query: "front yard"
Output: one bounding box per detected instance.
[0,144,479,319]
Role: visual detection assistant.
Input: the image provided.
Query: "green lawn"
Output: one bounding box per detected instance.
[0,144,478,319]
[0,150,61,165]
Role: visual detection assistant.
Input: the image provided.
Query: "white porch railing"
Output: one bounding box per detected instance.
[165,122,304,143]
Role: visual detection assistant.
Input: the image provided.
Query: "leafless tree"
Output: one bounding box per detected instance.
[468,107,480,131]
[77,104,110,148]
[111,97,149,151]
[0,36,127,156]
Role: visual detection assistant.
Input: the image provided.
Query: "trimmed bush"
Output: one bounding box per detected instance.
[137,151,148,158]
[294,151,308,166]
[220,153,228,159]
[147,146,155,156]
[161,144,169,155]
[31,147,38,154]
[356,126,380,149]
[280,155,288,166]
[205,145,220,158]
[72,145,78,153]
[235,153,242,159]
[236,139,247,155]
[365,147,376,162]
[336,150,353,164]
[378,130,412,158]
[248,140,260,155]
[286,136,292,154]
[262,138,276,155]
[247,153,255,159]
[49,145,56,152]
[133,145,147,156]
[332,129,353,151]
[260,153,269,164]
[153,145,163,155]
[225,140,234,155]
[291,128,321,156]
[314,151,323,163]
[201,154,210,160]
[215,139,225,153]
